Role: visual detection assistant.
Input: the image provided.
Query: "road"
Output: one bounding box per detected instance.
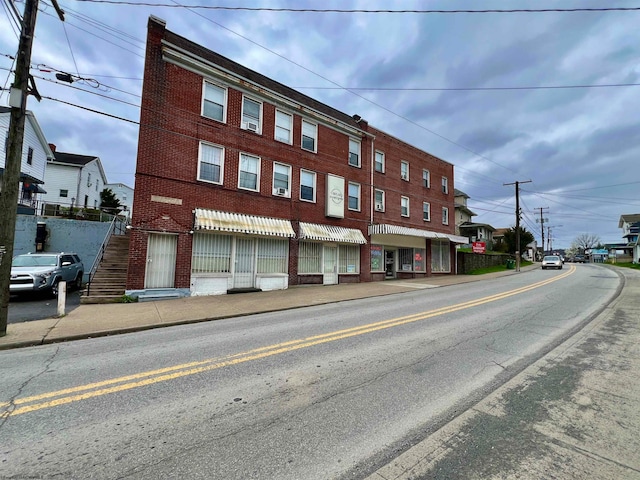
[8,289,82,323]
[0,264,621,479]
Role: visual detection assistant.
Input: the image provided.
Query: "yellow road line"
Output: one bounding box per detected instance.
[1,266,575,417]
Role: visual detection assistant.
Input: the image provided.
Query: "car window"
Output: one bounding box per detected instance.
[62,255,75,265]
[12,255,57,267]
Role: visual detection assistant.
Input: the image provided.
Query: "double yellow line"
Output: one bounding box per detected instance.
[1,266,575,417]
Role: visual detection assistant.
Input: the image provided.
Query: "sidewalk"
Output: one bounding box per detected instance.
[1,265,536,350]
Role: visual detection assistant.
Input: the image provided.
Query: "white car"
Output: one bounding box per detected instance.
[541,255,563,270]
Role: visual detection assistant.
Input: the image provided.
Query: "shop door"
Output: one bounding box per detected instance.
[323,245,338,285]
[144,233,177,288]
[234,237,256,289]
[385,250,395,278]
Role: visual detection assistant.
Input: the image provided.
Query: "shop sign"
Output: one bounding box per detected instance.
[472,241,486,254]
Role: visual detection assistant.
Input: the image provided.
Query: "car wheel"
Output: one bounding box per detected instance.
[74,272,83,291]
[542,266,546,270]
[50,279,60,298]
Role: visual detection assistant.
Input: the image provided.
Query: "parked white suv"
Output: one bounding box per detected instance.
[10,252,84,296]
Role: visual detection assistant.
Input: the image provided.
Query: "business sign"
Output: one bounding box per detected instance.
[325,174,345,218]
[472,241,486,254]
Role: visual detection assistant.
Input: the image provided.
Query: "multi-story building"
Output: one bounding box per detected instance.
[127,16,466,297]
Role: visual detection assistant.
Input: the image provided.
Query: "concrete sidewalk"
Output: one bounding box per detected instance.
[1,266,536,350]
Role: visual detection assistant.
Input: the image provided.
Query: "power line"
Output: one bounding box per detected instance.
[294,82,640,92]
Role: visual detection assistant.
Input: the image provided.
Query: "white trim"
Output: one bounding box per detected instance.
[194,208,295,237]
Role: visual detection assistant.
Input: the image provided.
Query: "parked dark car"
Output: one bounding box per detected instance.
[574,254,587,263]
[10,252,84,297]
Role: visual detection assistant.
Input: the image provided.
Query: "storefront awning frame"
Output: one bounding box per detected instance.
[299,222,367,244]
[194,208,295,238]
[368,223,468,244]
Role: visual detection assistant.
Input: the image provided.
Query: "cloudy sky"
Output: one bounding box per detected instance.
[2,0,639,248]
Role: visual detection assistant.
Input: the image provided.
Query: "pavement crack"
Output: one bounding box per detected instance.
[0,345,61,425]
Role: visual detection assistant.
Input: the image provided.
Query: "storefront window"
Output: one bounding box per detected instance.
[414,248,426,272]
[257,238,288,273]
[191,233,232,273]
[370,245,384,271]
[431,240,451,273]
[399,248,413,271]
[299,241,322,274]
[338,244,360,273]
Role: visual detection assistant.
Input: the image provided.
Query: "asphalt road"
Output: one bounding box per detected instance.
[0,265,621,479]
[8,289,82,323]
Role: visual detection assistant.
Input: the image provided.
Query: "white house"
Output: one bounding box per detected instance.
[0,106,54,212]
[105,182,134,218]
[39,145,108,211]
[618,214,640,263]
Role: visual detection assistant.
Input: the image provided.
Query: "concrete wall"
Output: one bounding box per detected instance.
[13,215,111,281]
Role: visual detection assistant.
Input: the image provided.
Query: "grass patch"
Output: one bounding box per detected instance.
[467,260,533,275]
[611,262,640,271]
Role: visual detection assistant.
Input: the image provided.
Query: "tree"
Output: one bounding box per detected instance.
[572,233,601,253]
[502,226,535,256]
[100,188,122,214]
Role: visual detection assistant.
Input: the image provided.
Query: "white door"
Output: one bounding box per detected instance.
[234,237,255,289]
[145,233,177,288]
[323,245,338,285]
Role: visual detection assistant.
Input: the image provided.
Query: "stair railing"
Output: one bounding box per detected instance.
[85,215,128,296]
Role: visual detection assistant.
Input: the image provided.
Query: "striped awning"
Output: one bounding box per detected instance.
[368,224,468,244]
[194,208,295,238]
[299,222,367,244]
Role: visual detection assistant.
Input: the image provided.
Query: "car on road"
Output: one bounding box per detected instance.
[573,254,587,263]
[541,255,563,270]
[10,252,84,297]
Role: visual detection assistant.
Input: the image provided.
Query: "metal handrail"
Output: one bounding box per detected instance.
[85,215,127,296]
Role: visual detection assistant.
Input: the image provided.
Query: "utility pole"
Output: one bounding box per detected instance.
[534,207,549,259]
[0,0,40,336]
[504,180,531,272]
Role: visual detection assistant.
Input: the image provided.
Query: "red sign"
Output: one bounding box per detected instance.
[472,241,486,254]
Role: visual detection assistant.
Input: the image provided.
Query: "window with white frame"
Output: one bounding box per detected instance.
[198,142,224,184]
[338,244,360,273]
[300,169,316,202]
[301,120,317,152]
[27,147,33,165]
[191,233,232,273]
[423,202,430,221]
[400,160,409,180]
[349,138,361,167]
[257,238,288,274]
[242,96,262,132]
[431,240,451,273]
[348,182,360,211]
[202,81,226,122]
[442,206,449,225]
[375,150,385,173]
[298,241,322,273]
[375,189,385,212]
[423,169,430,188]
[401,196,409,217]
[275,110,293,144]
[238,153,260,191]
[442,176,449,194]
[273,162,291,196]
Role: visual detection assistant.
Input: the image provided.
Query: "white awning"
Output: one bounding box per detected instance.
[194,208,295,238]
[368,224,468,244]
[299,222,367,244]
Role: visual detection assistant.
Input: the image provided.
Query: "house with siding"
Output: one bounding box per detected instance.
[618,214,640,263]
[127,16,466,297]
[39,145,108,213]
[0,107,53,213]
[105,182,134,219]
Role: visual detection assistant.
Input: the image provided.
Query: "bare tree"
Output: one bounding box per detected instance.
[572,233,601,252]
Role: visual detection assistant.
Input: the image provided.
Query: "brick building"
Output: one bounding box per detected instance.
[126,16,466,297]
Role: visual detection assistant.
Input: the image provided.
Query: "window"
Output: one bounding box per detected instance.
[432,240,451,273]
[348,182,360,211]
[423,202,430,221]
[27,147,33,165]
[401,196,409,217]
[400,161,409,180]
[60,189,68,198]
[96,179,99,192]
[374,189,385,212]
[442,206,449,225]
[191,233,232,273]
[349,138,361,167]
[202,81,226,122]
[275,110,292,144]
[198,142,224,184]
[375,150,385,173]
[398,248,426,272]
[242,96,262,132]
[442,176,449,194]
[301,120,317,152]
[257,238,288,274]
[298,241,322,273]
[370,245,384,271]
[338,244,360,273]
[273,162,291,196]
[423,169,430,188]
[238,153,260,191]
[300,169,316,202]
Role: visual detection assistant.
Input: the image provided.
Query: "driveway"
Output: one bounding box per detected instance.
[8,290,82,323]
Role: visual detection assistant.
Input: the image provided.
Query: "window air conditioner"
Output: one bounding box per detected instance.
[275,187,287,196]
[375,204,384,211]
[401,173,408,180]
[245,122,259,132]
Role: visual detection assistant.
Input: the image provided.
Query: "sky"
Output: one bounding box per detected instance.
[1,0,639,249]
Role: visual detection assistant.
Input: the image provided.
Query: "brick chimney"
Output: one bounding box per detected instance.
[48,143,56,152]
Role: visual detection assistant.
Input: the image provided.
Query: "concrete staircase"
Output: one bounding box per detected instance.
[81,233,130,304]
